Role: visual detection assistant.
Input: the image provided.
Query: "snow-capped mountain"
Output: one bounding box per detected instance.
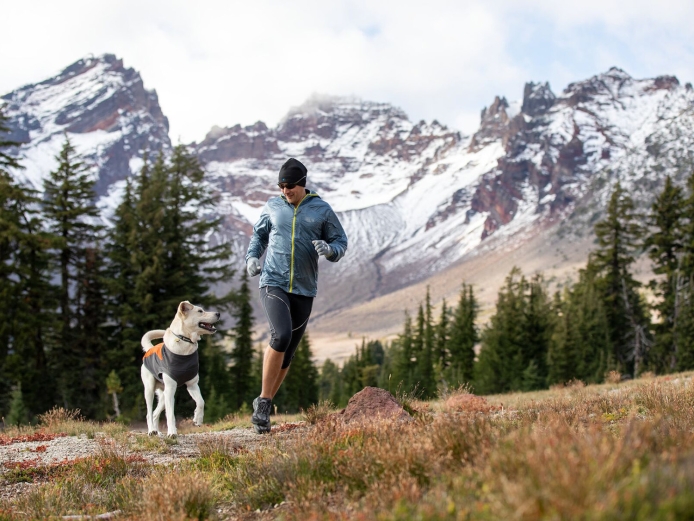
[3,55,694,326]
[1,54,171,211]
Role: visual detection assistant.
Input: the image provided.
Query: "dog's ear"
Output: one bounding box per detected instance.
[178,301,194,316]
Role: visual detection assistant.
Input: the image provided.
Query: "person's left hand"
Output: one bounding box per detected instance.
[312,240,333,258]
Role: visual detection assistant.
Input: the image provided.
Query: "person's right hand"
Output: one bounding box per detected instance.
[247,257,261,277]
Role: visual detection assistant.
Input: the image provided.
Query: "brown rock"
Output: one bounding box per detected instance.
[340,387,411,424]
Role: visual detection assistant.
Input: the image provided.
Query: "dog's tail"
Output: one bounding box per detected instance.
[141,330,167,352]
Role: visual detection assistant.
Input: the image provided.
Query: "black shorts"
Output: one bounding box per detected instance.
[260,286,314,369]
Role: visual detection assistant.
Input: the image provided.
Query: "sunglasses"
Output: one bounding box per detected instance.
[278,176,306,190]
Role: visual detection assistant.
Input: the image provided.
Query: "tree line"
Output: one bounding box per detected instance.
[319,172,694,400]
[0,110,320,424]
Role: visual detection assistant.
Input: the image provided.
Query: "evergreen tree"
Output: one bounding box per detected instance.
[0,108,57,416]
[435,299,450,371]
[405,291,436,398]
[592,182,649,376]
[520,275,552,390]
[6,385,29,427]
[474,268,552,394]
[42,135,103,412]
[391,311,414,391]
[280,332,319,413]
[547,290,575,386]
[318,358,341,404]
[475,269,528,395]
[230,270,254,410]
[446,283,478,386]
[105,147,237,415]
[672,171,694,371]
[103,176,140,411]
[645,176,685,372]
[73,246,109,417]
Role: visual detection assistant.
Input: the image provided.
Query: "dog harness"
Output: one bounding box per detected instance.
[143,342,199,387]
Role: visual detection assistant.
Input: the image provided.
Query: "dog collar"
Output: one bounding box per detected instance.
[171,331,195,344]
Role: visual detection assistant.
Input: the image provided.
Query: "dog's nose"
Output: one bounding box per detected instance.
[215,312,221,318]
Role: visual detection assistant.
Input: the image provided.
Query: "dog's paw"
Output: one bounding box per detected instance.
[166,433,178,439]
[148,430,159,436]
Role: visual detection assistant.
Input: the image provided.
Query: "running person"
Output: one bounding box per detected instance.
[246,158,348,434]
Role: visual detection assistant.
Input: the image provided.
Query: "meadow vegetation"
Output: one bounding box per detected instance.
[2,373,694,520]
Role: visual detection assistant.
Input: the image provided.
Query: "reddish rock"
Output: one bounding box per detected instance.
[340,387,411,424]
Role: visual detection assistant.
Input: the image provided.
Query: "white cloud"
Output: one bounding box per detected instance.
[2,0,692,142]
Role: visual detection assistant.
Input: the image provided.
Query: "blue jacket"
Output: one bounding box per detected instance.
[246,190,348,297]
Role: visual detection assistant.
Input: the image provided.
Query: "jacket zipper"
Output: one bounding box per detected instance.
[288,193,316,293]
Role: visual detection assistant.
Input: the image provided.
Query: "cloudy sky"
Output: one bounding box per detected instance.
[2,0,693,143]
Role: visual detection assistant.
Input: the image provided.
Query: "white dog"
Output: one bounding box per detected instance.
[140,301,220,437]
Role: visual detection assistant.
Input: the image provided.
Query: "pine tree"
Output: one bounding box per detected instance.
[6,385,29,427]
[547,290,575,386]
[391,311,414,391]
[42,135,103,412]
[360,339,383,388]
[447,283,478,387]
[435,299,449,371]
[672,171,694,371]
[519,275,552,390]
[318,358,341,404]
[645,176,685,372]
[0,108,57,416]
[103,176,140,411]
[474,268,526,395]
[474,268,552,394]
[230,270,254,410]
[73,246,109,417]
[280,332,319,413]
[592,182,649,376]
[105,147,237,415]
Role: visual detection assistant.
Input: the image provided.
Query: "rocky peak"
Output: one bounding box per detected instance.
[468,96,512,151]
[2,53,170,194]
[277,95,409,142]
[195,121,279,163]
[521,82,555,117]
[562,67,636,106]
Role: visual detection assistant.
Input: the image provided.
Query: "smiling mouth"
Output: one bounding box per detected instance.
[198,322,217,333]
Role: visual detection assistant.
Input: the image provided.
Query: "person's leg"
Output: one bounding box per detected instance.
[269,293,314,398]
[261,347,285,398]
[258,286,293,394]
[269,367,290,398]
[253,287,293,433]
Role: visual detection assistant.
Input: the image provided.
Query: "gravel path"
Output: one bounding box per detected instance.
[0,423,307,501]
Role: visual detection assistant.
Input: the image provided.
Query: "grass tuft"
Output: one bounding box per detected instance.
[302,400,336,424]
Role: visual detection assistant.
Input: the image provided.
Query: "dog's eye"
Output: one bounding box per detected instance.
[198,309,203,313]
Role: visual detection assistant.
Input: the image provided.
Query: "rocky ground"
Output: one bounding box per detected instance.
[0,422,307,503]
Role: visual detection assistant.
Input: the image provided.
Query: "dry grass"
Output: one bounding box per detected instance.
[302,400,337,425]
[3,373,694,520]
[1,406,129,441]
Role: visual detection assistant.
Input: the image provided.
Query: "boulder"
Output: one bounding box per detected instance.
[340,387,411,424]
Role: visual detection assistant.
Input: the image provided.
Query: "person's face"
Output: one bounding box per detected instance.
[279,181,306,206]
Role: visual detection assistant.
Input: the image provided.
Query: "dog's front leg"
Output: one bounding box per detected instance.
[141,365,158,435]
[186,375,205,426]
[162,374,178,438]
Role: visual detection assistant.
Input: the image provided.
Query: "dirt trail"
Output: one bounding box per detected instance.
[0,423,307,501]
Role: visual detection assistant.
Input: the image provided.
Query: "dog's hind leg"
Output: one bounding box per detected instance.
[162,374,178,438]
[151,389,165,434]
[141,365,158,436]
[185,375,205,427]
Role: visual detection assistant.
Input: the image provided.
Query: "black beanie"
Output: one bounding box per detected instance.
[278,158,307,186]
